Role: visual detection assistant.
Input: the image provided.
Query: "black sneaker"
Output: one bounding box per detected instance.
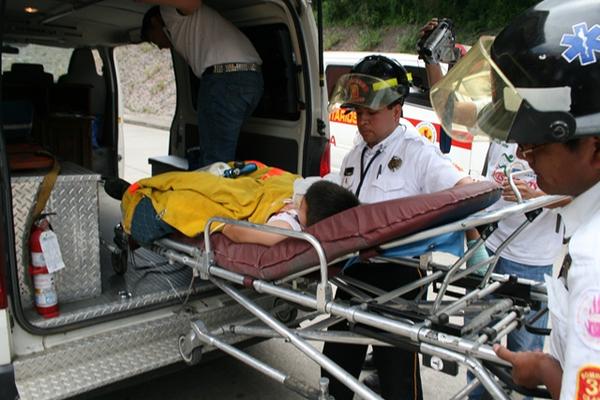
[104,177,131,201]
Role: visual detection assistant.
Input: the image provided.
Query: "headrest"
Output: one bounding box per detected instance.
[67,48,98,77]
[5,63,53,86]
[11,63,45,74]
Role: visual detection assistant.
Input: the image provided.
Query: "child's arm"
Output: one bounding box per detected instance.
[222,219,293,246]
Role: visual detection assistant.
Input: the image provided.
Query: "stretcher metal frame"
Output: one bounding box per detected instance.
[150,193,566,400]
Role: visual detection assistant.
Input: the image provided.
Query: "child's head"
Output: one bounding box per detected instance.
[297,180,359,227]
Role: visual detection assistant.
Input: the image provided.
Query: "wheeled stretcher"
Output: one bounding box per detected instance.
[128,181,566,400]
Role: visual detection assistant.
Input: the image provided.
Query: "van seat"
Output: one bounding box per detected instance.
[2,64,54,144]
[2,63,53,118]
[3,63,53,86]
[1,100,34,143]
[57,48,107,150]
[58,48,106,117]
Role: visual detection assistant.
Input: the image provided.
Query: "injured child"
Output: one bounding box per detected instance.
[105,162,359,246]
[222,179,359,245]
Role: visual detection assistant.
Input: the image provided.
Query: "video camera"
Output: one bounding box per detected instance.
[417,18,461,65]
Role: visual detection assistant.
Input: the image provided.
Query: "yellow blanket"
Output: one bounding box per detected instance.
[121,165,299,237]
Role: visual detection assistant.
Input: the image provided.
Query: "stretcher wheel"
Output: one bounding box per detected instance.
[273,299,298,324]
[112,250,128,275]
[179,335,203,366]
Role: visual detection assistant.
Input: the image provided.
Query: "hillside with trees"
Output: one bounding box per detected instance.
[320,0,539,52]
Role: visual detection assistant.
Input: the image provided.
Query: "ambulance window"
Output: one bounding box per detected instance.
[2,43,73,83]
[404,66,427,92]
[326,65,352,100]
[114,43,175,181]
[2,44,104,84]
[114,43,176,121]
[90,49,104,76]
[404,65,432,108]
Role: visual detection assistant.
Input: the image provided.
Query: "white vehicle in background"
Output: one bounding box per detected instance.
[0,1,327,399]
[324,51,488,176]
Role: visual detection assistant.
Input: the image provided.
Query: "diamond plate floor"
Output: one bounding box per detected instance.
[22,186,216,329]
[12,171,279,400]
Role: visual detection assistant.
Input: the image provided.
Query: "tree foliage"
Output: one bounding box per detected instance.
[322,0,539,40]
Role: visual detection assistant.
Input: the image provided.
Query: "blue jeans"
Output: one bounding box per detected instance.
[188,70,264,170]
[468,252,552,399]
[130,198,176,245]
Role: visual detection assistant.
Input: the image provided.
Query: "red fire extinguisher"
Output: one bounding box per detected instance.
[29,217,60,318]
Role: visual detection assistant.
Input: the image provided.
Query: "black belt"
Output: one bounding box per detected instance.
[203,63,261,76]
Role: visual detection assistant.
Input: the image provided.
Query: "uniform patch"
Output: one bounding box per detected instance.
[560,22,600,66]
[348,77,369,103]
[387,156,402,171]
[576,289,600,349]
[576,365,600,400]
[415,121,437,144]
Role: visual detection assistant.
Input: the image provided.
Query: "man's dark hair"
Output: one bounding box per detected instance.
[387,98,404,109]
[304,181,360,227]
[141,6,162,42]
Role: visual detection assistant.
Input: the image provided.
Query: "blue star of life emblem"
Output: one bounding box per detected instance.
[560,22,600,66]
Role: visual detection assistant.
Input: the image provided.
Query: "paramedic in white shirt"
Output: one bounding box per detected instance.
[429,0,600,398]
[420,17,569,399]
[140,0,263,170]
[322,54,475,400]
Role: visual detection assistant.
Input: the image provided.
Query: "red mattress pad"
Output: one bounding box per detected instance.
[178,181,501,281]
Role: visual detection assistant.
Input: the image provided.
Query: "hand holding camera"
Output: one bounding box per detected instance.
[417,18,461,65]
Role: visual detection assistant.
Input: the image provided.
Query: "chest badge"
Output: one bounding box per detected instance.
[388,156,402,172]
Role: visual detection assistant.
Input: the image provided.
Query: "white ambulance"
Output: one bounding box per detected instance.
[324,51,489,176]
[0,1,328,399]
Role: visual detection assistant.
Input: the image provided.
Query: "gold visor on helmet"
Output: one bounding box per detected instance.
[328,73,403,112]
[429,36,527,143]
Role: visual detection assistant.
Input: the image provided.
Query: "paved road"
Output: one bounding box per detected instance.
[88,331,467,400]
[122,122,170,182]
[90,337,468,400]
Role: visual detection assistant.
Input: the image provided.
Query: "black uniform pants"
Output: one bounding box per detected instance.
[322,263,424,400]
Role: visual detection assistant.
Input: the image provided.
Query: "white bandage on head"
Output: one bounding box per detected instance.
[196,161,230,176]
[292,173,342,207]
[293,177,321,207]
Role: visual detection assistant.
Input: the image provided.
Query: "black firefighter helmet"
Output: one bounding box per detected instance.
[430,0,600,144]
[329,55,411,112]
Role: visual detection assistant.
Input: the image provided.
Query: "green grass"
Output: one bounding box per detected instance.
[357,29,382,51]
[324,31,343,50]
[317,0,539,51]
[395,24,422,53]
